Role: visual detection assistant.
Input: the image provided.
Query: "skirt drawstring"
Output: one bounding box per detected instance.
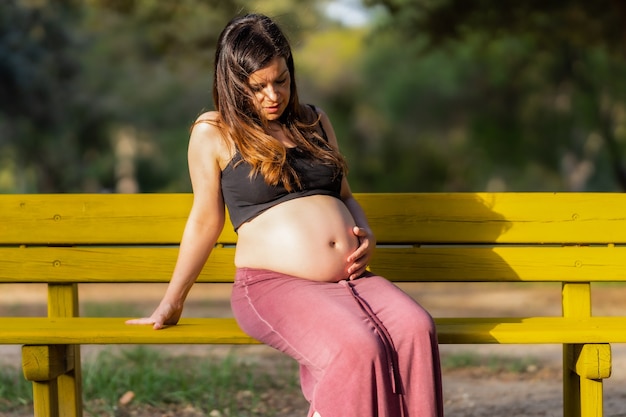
[340,279,402,394]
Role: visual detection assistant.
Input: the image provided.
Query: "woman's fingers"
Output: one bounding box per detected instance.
[125,314,166,330]
[125,317,154,325]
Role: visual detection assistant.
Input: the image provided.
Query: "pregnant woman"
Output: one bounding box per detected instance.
[128,13,443,417]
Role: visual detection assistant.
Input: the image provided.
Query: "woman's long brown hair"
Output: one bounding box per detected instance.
[211,13,347,191]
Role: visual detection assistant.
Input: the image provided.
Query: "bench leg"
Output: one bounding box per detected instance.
[57,345,83,417]
[23,344,82,417]
[563,343,611,417]
[47,283,84,417]
[32,380,59,417]
[563,344,581,417]
[579,377,603,417]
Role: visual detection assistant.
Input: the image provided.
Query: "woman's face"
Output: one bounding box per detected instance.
[248,57,291,121]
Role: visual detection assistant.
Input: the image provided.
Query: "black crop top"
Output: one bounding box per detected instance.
[221,129,343,232]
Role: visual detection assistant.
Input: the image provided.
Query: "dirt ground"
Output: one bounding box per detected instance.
[2,282,626,417]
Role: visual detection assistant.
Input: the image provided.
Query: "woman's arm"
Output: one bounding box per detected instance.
[127,116,227,328]
[318,108,376,280]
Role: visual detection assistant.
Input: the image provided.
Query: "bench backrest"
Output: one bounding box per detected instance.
[2,193,626,286]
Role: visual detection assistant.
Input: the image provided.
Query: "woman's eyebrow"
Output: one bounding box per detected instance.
[250,69,290,87]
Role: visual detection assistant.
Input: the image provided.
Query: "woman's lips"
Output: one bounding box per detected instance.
[265,103,281,113]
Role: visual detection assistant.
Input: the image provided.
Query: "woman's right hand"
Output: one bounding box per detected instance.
[125,300,183,330]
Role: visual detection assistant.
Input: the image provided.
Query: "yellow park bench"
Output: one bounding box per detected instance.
[1,192,626,417]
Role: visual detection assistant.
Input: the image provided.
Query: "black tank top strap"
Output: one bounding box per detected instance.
[307,104,329,142]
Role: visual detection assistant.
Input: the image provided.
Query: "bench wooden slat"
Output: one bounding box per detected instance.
[3,317,626,345]
[3,246,626,283]
[436,317,626,344]
[0,247,236,283]
[373,246,626,282]
[3,193,626,245]
[0,194,235,245]
[384,192,626,244]
[3,318,258,345]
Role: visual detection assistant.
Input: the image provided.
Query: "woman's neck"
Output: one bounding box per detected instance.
[266,121,295,147]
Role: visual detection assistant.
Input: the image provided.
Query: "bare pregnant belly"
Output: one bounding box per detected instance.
[234,195,358,282]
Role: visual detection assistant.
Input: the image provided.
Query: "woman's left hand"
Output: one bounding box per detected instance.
[347,226,376,280]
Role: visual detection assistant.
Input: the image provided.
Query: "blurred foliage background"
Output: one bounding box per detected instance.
[1,0,626,193]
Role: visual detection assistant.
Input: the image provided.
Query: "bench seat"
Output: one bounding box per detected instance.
[4,316,626,345]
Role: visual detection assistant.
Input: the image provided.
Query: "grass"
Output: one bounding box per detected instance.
[0,346,301,416]
[0,346,541,415]
[441,351,540,374]
[0,370,32,409]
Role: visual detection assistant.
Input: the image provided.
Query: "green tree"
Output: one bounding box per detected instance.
[1,0,329,193]
[0,0,113,192]
[361,0,626,191]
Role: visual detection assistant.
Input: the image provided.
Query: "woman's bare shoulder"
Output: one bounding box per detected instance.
[192,111,221,135]
[189,111,232,165]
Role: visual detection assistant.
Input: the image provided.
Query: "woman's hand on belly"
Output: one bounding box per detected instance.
[346,225,376,280]
[234,195,360,282]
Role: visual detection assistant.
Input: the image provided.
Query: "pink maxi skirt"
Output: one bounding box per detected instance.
[230,268,444,417]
